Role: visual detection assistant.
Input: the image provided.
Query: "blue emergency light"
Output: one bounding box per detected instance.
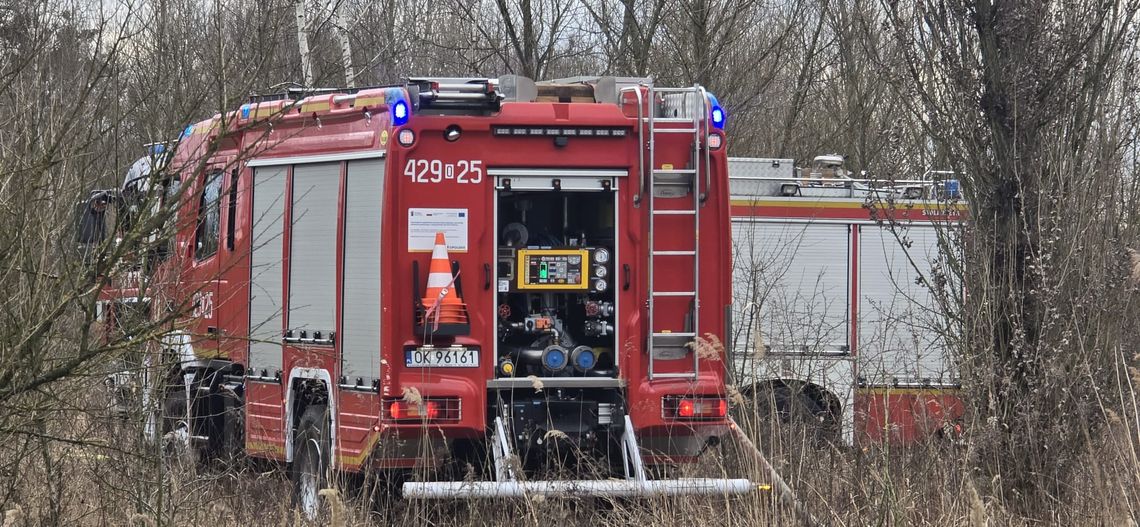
[392,100,410,126]
[708,93,726,129]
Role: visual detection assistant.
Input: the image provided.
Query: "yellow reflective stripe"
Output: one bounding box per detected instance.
[354,97,384,107]
[858,387,960,396]
[301,101,331,113]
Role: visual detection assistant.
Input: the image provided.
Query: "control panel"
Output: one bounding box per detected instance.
[518,249,588,290]
[498,248,610,293]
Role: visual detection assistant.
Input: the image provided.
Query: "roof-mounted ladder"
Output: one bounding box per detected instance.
[632,84,710,381]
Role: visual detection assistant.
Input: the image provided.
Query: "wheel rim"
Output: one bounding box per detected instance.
[299,438,322,519]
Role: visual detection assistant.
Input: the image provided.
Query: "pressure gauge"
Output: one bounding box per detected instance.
[593,248,610,264]
[595,265,608,278]
[594,279,608,292]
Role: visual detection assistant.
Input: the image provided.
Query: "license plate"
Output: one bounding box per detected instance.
[405,347,479,368]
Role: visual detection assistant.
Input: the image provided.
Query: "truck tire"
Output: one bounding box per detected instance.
[160,373,196,466]
[751,385,839,446]
[292,405,331,521]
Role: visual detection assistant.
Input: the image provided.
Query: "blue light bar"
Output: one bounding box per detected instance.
[708,93,726,129]
[240,104,251,119]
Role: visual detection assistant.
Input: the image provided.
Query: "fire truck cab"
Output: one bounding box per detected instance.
[96,75,758,509]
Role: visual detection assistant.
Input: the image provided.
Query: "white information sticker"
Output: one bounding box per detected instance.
[408,208,469,252]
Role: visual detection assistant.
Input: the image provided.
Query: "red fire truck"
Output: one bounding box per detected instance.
[90,76,758,512]
[727,155,966,445]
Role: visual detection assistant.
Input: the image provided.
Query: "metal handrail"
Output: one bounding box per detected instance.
[647,84,656,377]
[619,86,646,205]
[727,174,952,185]
[698,86,712,203]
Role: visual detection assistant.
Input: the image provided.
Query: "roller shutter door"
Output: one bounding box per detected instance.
[733,221,850,354]
[249,166,287,373]
[858,226,951,383]
[289,163,339,336]
[341,159,384,383]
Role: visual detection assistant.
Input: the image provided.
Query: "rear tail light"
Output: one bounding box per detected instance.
[707,132,724,150]
[397,128,415,146]
[663,396,727,420]
[383,397,461,422]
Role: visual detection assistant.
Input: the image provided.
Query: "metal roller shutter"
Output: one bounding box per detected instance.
[341,159,384,383]
[858,226,951,383]
[249,166,287,373]
[289,163,339,335]
[734,221,850,354]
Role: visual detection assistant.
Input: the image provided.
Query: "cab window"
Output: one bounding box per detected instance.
[195,171,222,260]
[154,177,182,263]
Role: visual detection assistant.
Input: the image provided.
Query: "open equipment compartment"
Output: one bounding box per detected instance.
[494,185,617,379]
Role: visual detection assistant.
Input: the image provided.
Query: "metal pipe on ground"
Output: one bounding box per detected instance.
[727,417,820,526]
[402,478,756,499]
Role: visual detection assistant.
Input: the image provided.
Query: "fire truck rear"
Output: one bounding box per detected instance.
[93,76,757,509]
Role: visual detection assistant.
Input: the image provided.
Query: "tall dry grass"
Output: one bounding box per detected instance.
[5,407,1139,525]
[4,337,1140,526]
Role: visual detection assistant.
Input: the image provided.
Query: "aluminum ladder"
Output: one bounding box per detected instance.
[643,85,709,381]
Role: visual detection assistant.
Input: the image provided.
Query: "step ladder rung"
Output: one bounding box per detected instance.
[653,168,697,175]
[652,250,696,256]
[652,210,697,215]
[650,87,702,94]
[645,117,696,124]
[650,372,699,379]
[653,128,699,134]
[652,291,696,297]
[652,332,696,338]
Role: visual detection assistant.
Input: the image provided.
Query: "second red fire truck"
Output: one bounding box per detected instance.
[727,155,966,445]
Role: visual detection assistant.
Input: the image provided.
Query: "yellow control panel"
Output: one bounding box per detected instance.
[516,249,590,290]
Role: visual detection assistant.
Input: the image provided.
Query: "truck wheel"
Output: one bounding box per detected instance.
[292,405,331,521]
[219,399,245,462]
[751,385,839,446]
[160,375,196,466]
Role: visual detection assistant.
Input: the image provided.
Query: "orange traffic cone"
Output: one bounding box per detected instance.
[421,232,468,326]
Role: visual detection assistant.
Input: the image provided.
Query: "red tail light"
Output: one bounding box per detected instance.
[707,132,724,150]
[665,396,728,420]
[383,397,460,422]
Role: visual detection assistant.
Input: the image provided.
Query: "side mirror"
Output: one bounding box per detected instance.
[75,190,116,244]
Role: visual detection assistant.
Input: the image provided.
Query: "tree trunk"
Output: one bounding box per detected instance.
[294,0,313,86]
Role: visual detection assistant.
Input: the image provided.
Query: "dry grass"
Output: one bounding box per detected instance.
[2,380,1139,527]
[3,329,1140,527]
[3,337,1137,526]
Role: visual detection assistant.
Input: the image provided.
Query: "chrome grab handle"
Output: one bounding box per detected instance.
[619,85,646,205]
